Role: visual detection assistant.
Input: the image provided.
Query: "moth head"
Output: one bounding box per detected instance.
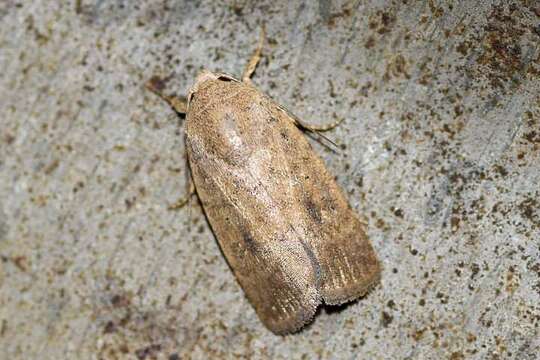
[187,70,239,106]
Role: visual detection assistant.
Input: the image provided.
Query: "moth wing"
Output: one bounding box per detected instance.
[186,92,322,333]
[188,153,321,334]
[269,102,381,305]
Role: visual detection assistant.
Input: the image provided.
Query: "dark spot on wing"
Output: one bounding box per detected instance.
[304,195,323,224]
[240,227,258,252]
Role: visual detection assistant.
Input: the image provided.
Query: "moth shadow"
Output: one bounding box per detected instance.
[321,298,360,315]
[296,298,360,333]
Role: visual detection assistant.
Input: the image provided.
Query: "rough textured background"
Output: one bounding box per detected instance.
[1,0,539,359]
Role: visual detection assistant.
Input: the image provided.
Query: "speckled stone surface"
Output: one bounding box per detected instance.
[1,0,539,359]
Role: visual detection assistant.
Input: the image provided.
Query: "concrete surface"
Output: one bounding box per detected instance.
[1,0,539,359]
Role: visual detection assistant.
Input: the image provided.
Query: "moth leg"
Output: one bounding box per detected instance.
[168,181,196,210]
[145,77,188,114]
[273,104,344,149]
[242,25,266,84]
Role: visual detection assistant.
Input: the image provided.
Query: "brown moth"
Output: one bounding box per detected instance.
[147,31,380,334]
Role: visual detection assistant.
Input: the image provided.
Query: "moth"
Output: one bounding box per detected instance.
[147,30,380,334]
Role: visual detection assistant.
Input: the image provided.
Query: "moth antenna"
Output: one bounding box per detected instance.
[313,131,340,150]
[305,131,341,154]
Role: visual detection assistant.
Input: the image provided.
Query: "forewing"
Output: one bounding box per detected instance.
[267,101,381,305]
[185,81,321,333]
